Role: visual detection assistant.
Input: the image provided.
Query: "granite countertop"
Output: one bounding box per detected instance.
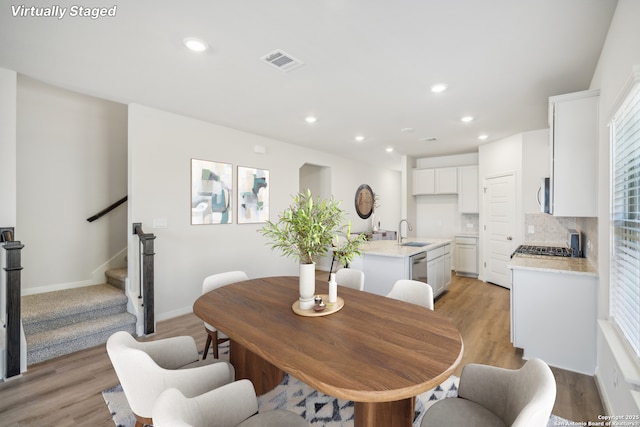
[508,254,598,276]
[359,238,452,258]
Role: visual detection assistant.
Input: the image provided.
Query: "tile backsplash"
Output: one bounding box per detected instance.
[524,214,598,265]
[461,213,479,234]
[577,216,598,265]
[524,213,576,246]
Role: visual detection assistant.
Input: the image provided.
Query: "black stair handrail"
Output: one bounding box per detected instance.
[133,223,155,335]
[1,227,24,379]
[87,196,127,222]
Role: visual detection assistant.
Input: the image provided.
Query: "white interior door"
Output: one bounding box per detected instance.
[482,173,516,289]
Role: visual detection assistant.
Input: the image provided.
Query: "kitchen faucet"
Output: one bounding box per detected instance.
[397,219,413,244]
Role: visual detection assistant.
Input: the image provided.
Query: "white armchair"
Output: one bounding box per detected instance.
[420,358,556,427]
[153,379,310,427]
[335,268,365,291]
[386,279,434,310]
[202,271,249,358]
[106,331,235,427]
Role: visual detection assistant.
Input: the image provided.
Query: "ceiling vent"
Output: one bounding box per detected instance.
[261,49,304,72]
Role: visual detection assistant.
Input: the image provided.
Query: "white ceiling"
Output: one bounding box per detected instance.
[0,0,618,170]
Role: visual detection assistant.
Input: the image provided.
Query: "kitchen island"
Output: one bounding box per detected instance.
[350,238,452,297]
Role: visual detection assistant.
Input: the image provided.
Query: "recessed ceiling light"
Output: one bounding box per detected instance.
[385,147,394,153]
[461,116,474,123]
[431,84,448,93]
[305,116,317,124]
[401,127,414,133]
[183,37,209,52]
[355,135,365,142]
[478,134,489,140]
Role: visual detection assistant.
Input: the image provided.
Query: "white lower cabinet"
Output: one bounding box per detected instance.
[454,235,478,277]
[510,267,597,375]
[427,244,451,297]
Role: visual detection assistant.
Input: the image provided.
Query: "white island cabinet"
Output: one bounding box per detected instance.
[350,239,452,297]
[508,255,597,375]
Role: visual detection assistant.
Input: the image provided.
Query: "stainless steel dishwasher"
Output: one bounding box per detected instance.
[410,252,428,283]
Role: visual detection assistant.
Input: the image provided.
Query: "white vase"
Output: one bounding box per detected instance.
[299,263,316,309]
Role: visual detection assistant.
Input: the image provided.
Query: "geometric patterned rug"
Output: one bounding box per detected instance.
[102,373,456,427]
[102,342,571,426]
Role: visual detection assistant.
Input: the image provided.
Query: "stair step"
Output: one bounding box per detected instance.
[26,312,137,365]
[22,284,127,327]
[22,284,137,365]
[106,267,127,290]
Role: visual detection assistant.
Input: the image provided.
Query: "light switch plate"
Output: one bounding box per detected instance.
[527,225,535,234]
[153,218,168,229]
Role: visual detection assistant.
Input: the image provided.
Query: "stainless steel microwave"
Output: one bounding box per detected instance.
[538,177,551,214]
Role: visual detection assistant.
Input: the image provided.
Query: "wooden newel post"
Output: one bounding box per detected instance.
[4,240,24,379]
[141,234,155,335]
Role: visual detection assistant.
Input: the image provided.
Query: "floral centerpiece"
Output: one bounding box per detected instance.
[260,189,367,309]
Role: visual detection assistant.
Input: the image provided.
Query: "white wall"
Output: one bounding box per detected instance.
[128,104,401,320]
[0,68,16,229]
[415,152,479,169]
[16,77,128,293]
[589,0,640,416]
[0,67,17,380]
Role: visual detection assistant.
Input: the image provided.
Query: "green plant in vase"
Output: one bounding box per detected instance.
[260,189,366,309]
[331,221,368,271]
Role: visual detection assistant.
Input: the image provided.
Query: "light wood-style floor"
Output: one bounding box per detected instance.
[0,274,603,426]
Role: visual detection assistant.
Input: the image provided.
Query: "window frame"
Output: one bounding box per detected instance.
[609,65,640,361]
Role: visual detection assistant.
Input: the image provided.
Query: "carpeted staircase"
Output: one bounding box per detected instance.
[22,268,137,365]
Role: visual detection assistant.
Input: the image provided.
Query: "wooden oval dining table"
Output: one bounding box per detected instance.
[193,276,463,427]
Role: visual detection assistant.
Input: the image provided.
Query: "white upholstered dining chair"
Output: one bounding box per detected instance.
[335,267,365,291]
[153,379,310,427]
[420,358,556,427]
[202,270,249,358]
[106,331,235,427]
[386,279,434,310]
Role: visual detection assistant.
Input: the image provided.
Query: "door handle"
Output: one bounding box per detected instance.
[507,236,513,240]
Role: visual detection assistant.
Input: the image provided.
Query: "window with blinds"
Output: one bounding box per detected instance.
[611,71,640,359]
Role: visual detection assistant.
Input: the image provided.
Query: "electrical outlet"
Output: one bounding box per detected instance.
[466,223,473,228]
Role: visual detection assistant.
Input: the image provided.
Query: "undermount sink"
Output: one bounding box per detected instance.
[401,242,430,247]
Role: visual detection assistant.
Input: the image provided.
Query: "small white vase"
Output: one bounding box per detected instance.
[299,263,316,309]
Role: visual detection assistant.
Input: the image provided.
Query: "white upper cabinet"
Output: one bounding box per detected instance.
[412,167,458,195]
[458,165,479,213]
[548,89,599,217]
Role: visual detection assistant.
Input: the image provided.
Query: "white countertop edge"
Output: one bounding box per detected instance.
[507,254,598,276]
[360,238,452,258]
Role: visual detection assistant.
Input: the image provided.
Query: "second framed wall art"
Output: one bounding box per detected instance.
[237,166,269,224]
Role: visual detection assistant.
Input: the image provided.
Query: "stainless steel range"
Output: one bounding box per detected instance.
[511,245,573,258]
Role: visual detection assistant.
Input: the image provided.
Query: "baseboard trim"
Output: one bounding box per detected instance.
[92,247,127,284]
[595,371,613,416]
[156,306,193,322]
[21,280,94,296]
